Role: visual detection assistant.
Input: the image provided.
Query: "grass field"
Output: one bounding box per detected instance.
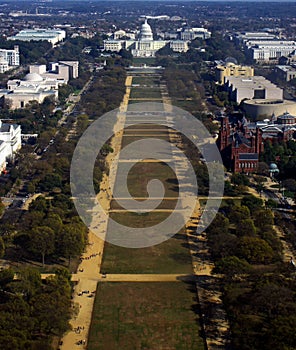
[88,282,205,350]
[124,124,169,131]
[127,101,164,111]
[101,228,193,274]
[130,87,162,99]
[110,198,178,210]
[132,57,156,66]
[113,161,179,198]
[121,134,170,148]
[132,76,160,86]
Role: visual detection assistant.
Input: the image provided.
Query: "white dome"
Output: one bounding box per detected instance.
[24,73,43,82]
[140,20,153,40]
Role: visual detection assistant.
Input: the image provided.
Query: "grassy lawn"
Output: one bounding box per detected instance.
[110,198,178,210]
[171,99,201,113]
[132,57,156,66]
[124,124,169,131]
[132,76,160,86]
[129,87,162,99]
[88,282,204,350]
[109,210,172,228]
[113,161,179,198]
[127,101,164,111]
[121,134,169,148]
[101,228,192,274]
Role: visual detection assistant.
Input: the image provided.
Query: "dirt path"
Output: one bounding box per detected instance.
[98,274,195,282]
[59,76,132,350]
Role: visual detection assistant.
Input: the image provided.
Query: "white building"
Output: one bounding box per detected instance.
[29,61,79,83]
[247,41,296,62]
[0,120,21,171]
[180,27,211,41]
[169,40,189,53]
[275,65,296,81]
[224,76,283,104]
[104,19,189,57]
[0,46,20,73]
[0,57,9,74]
[3,61,78,109]
[5,72,59,109]
[8,29,66,46]
[233,32,278,45]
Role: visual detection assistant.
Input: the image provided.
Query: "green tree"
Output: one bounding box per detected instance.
[237,236,274,264]
[228,205,250,225]
[59,224,85,265]
[236,218,256,237]
[0,198,5,217]
[0,268,14,287]
[29,227,55,267]
[0,236,5,258]
[253,209,274,230]
[241,194,263,211]
[213,256,251,276]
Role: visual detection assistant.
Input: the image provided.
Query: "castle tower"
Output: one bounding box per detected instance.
[218,116,230,151]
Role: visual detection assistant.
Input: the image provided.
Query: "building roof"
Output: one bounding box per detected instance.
[269,163,278,170]
[238,153,259,160]
[24,73,43,82]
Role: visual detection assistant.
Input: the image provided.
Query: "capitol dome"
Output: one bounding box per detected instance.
[140,19,153,40]
[24,73,43,82]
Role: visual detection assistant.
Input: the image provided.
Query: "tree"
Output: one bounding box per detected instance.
[0,237,4,258]
[213,256,251,276]
[59,224,85,265]
[236,236,274,264]
[231,173,250,186]
[0,268,14,287]
[0,198,5,217]
[29,227,55,267]
[236,218,256,237]
[228,205,250,225]
[207,213,229,236]
[39,173,62,192]
[241,194,263,212]
[253,209,274,230]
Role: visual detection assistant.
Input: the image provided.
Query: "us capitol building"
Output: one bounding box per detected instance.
[104,19,189,57]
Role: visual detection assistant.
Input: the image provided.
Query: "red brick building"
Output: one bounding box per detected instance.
[217,116,264,173]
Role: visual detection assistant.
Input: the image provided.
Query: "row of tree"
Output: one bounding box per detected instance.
[206,196,296,349]
[0,267,72,350]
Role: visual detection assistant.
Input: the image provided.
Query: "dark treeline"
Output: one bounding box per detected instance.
[206,195,296,350]
[0,267,72,350]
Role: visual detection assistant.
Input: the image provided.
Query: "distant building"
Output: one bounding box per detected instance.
[275,65,296,82]
[278,50,296,65]
[218,112,296,173]
[243,99,296,119]
[3,61,78,109]
[0,120,21,171]
[0,46,20,73]
[233,31,278,45]
[180,27,211,41]
[5,72,58,109]
[215,62,254,84]
[169,40,189,53]
[224,76,283,104]
[246,40,296,63]
[247,112,296,142]
[104,19,189,57]
[29,61,79,83]
[217,115,263,173]
[8,29,66,46]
